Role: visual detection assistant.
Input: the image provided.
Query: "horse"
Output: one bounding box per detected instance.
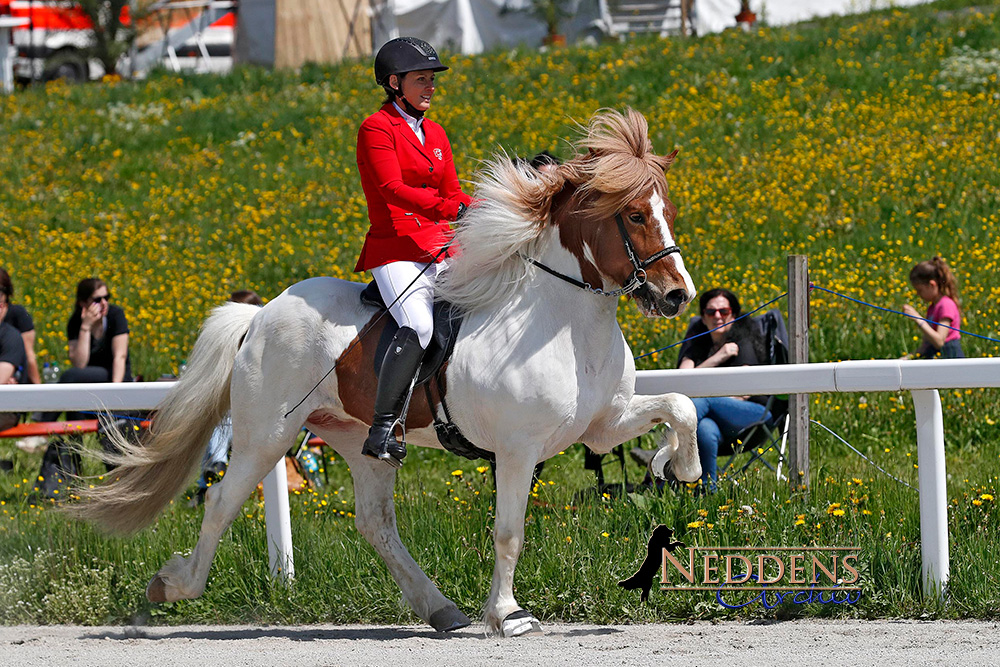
[74,107,702,637]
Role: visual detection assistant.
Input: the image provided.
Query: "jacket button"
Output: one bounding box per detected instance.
[421,184,427,188]
[428,167,434,173]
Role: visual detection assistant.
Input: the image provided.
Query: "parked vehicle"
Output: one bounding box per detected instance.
[0,0,234,82]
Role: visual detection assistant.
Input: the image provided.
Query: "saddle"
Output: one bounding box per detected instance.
[360,281,493,461]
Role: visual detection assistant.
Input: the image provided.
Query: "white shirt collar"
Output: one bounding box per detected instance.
[392,101,425,145]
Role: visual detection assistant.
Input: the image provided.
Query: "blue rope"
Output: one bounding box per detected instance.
[77,410,147,423]
[810,284,1000,344]
[634,292,789,361]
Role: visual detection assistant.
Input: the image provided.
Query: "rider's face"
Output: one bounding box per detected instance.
[393,70,436,112]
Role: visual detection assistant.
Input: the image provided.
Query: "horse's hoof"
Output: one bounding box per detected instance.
[430,605,472,632]
[146,575,168,603]
[501,610,543,637]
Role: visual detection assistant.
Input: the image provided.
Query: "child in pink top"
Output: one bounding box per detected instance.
[902,257,964,359]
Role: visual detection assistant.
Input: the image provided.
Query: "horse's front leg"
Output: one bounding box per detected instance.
[485,447,544,637]
[583,392,701,483]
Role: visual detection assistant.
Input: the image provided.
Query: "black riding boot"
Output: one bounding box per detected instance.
[362,326,425,467]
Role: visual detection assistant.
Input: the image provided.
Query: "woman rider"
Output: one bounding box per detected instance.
[355,37,471,467]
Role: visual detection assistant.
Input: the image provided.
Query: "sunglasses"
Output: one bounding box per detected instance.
[704,307,732,318]
[90,294,110,303]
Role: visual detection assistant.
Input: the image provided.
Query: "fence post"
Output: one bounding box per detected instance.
[262,459,295,582]
[787,255,810,489]
[911,389,949,600]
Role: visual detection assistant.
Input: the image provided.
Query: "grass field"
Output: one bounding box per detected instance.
[1,0,999,624]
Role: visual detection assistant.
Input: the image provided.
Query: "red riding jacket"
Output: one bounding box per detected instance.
[354,103,472,272]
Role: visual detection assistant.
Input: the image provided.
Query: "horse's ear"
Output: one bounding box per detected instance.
[662,148,679,172]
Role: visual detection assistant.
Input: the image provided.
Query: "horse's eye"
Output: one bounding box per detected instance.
[629,212,645,225]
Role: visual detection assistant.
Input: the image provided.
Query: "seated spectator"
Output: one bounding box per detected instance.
[36,278,133,497]
[678,288,772,492]
[64,278,132,384]
[191,290,264,505]
[0,268,40,384]
[0,298,29,432]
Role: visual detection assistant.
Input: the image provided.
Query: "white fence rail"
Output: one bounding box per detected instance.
[3,357,1000,598]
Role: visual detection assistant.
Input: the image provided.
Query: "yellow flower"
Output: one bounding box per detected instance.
[451,469,463,477]
[981,494,993,501]
[687,520,705,529]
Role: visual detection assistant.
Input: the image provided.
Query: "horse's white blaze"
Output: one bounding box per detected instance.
[648,190,696,299]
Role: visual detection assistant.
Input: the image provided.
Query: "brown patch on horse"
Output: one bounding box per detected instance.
[334,313,441,429]
[553,184,671,292]
[551,186,611,290]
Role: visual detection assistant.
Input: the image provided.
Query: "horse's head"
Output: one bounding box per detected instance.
[548,108,695,317]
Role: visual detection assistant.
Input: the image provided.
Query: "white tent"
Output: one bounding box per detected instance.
[371,0,937,55]
[370,0,612,54]
[694,0,935,36]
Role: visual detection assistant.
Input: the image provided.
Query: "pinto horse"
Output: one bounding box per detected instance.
[75,108,701,637]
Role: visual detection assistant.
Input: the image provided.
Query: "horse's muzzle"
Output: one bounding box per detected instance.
[637,286,690,318]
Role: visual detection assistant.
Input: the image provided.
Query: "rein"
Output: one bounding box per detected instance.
[519,212,681,298]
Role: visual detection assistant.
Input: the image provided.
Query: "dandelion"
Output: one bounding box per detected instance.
[687,520,705,529]
[451,469,463,477]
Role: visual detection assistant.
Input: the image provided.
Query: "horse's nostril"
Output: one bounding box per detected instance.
[665,289,687,307]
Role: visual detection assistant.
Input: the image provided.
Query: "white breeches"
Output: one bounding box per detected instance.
[371,260,445,349]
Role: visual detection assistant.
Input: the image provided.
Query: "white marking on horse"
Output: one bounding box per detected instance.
[648,190,696,298]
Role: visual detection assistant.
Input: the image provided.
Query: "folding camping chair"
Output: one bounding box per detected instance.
[679,308,791,482]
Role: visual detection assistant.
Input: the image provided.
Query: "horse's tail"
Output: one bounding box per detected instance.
[70,302,260,535]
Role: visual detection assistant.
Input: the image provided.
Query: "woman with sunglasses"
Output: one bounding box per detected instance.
[678,288,770,491]
[66,278,132,383]
[35,279,133,499]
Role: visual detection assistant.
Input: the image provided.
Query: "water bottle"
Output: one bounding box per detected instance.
[297,448,321,483]
[42,362,57,384]
[178,359,188,376]
[50,361,60,382]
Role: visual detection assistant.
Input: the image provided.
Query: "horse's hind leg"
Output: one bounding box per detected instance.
[146,419,297,603]
[331,437,471,632]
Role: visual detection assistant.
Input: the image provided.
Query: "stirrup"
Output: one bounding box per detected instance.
[362,417,406,468]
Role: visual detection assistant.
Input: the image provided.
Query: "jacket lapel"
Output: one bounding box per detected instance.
[382,103,434,164]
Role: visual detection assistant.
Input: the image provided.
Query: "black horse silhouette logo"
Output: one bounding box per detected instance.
[618,525,685,602]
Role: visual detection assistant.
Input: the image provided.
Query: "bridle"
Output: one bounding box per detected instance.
[520,212,681,298]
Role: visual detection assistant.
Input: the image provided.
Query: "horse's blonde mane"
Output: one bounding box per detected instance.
[437,108,675,312]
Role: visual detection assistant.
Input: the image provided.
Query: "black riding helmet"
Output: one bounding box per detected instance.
[374,37,449,87]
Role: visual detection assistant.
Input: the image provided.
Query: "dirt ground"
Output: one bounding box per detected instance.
[3,620,998,666]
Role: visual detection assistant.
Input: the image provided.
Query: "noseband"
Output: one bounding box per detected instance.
[520,212,682,298]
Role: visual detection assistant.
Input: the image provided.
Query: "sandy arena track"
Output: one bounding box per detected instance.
[3,620,998,666]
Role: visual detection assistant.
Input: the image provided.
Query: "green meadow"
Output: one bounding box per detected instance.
[1,0,998,624]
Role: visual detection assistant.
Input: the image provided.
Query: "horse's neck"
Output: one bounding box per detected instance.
[515,227,623,346]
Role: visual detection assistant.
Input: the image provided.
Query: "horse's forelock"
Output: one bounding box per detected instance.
[564,108,676,220]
